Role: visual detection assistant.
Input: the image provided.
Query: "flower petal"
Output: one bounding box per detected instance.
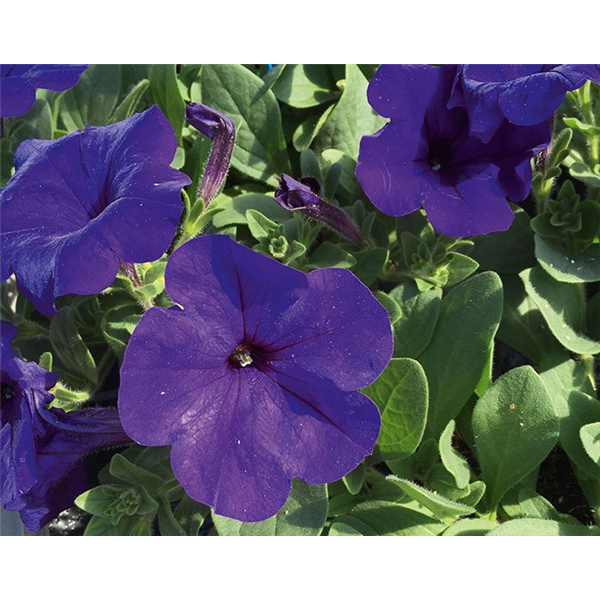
[263,267,393,391]
[367,64,453,120]
[54,229,119,298]
[119,307,238,445]
[423,169,515,237]
[169,366,379,521]
[165,235,307,337]
[356,122,429,217]
[0,77,36,118]
[498,71,572,127]
[19,64,88,92]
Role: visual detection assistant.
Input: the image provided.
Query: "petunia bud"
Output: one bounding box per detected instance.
[186,102,236,205]
[274,174,363,246]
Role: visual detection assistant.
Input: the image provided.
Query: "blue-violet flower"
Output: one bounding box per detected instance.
[1,64,88,118]
[119,235,392,521]
[0,106,191,315]
[356,65,550,237]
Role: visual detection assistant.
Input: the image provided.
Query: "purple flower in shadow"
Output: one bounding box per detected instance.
[0,106,191,316]
[118,235,392,521]
[449,64,600,142]
[1,322,129,531]
[1,64,88,118]
[274,174,363,246]
[356,65,550,237]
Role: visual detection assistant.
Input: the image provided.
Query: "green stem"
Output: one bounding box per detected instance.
[591,136,599,165]
[51,92,65,133]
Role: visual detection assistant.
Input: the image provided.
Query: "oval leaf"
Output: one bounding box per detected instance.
[363,358,428,461]
[472,366,559,510]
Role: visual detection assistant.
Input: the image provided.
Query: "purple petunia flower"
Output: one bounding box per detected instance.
[185,102,236,205]
[0,64,88,118]
[1,322,129,531]
[274,174,363,245]
[118,235,392,521]
[0,106,191,316]
[356,65,550,237]
[449,64,600,142]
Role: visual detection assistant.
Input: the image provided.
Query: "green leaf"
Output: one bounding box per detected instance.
[460,481,487,506]
[342,463,365,495]
[100,304,141,358]
[442,518,496,536]
[75,486,119,517]
[246,209,278,243]
[472,366,560,510]
[386,477,475,521]
[439,420,470,489]
[373,291,402,325]
[349,247,388,286]
[292,105,335,152]
[539,354,595,404]
[470,205,535,273]
[497,274,563,363]
[300,148,322,180]
[313,64,385,160]
[49,307,97,386]
[38,351,53,372]
[445,253,479,287]
[109,79,150,124]
[487,518,600,536]
[516,488,567,522]
[424,463,470,502]
[563,117,600,137]
[120,65,149,93]
[199,64,290,185]
[213,481,327,536]
[109,454,165,491]
[173,496,210,536]
[137,487,160,515]
[520,267,600,354]
[158,497,186,536]
[84,515,151,536]
[535,235,600,283]
[555,391,600,479]
[148,65,185,143]
[329,514,377,535]
[327,490,362,518]
[474,342,493,397]
[420,272,504,437]
[320,149,363,201]
[308,242,357,269]
[61,64,121,130]
[547,127,573,170]
[580,422,600,466]
[364,358,428,460]
[348,501,445,536]
[569,162,600,188]
[273,64,337,108]
[389,282,442,359]
[212,194,289,228]
[11,98,52,142]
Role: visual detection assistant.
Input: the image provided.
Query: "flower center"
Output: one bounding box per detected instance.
[429,157,442,172]
[229,344,254,368]
[1,382,16,403]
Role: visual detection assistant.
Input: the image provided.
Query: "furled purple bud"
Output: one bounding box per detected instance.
[274,174,363,246]
[185,102,236,205]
